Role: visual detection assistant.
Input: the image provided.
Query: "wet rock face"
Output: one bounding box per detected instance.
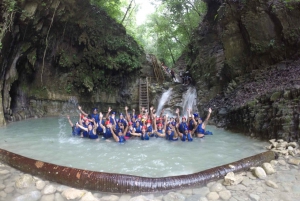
[0,0,149,124]
[186,0,300,141]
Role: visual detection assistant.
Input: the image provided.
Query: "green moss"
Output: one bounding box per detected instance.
[270,91,282,101]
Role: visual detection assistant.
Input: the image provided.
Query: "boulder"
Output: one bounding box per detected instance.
[253,167,267,179]
[262,163,276,174]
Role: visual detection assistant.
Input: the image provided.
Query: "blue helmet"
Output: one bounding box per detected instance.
[193,113,199,118]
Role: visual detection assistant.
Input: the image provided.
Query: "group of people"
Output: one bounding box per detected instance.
[67,105,213,143]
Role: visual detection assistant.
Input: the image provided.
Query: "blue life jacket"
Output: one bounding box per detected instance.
[88,130,98,139]
[118,136,126,143]
[82,125,89,138]
[179,122,188,133]
[196,123,205,134]
[166,131,178,141]
[181,133,193,142]
[135,125,142,133]
[141,133,149,140]
[103,128,112,139]
[188,120,194,130]
[91,114,100,122]
[72,126,82,136]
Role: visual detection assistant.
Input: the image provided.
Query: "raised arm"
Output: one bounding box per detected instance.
[175,122,183,138]
[109,125,119,142]
[77,123,88,132]
[78,106,88,116]
[125,106,131,122]
[67,115,74,127]
[105,107,112,119]
[99,112,105,129]
[203,108,212,126]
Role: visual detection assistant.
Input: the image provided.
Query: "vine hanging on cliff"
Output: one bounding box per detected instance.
[41,2,60,85]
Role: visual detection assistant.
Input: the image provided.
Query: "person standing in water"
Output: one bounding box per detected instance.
[67,115,82,137]
[77,118,98,139]
[193,108,213,138]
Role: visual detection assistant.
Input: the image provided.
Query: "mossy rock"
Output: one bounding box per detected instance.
[270,91,282,101]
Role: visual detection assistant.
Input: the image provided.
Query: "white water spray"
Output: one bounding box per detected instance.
[182,86,197,116]
[156,88,173,116]
[58,97,79,139]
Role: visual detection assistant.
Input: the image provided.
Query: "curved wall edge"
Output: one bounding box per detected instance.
[0,149,276,193]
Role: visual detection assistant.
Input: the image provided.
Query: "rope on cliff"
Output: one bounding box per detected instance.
[41,2,60,85]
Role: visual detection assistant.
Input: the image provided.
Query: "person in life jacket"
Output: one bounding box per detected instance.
[193,108,213,138]
[67,114,82,137]
[176,123,193,142]
[131,126,150,140]
[78,106,100,123]
[109,124,128,143]
[77,118,98,140]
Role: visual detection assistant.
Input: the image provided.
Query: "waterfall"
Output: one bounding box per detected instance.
[156,88,173,116]
[182,86,197,116]
[58,97,79,139]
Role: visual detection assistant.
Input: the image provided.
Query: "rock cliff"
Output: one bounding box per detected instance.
[0,0,152,125]
[185,0,300,141]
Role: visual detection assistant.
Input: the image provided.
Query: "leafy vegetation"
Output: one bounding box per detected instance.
[90,0,207,68]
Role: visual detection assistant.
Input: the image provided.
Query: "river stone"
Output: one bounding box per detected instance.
[80,192,99,201]
[36,180,46,190]
[0,191,6,198]
[287,157,300,165]
[100,195,119,201]
[249,193,260,201]
[219,190,231,200]
[253,167,267,179]
[43,185,56,195]
[0,184,5,190]
[4,186,14,193]
[162,192,185,201]
[241,177,255,186]
[56,185,69,192]
[0,170,10,175]
[278,160,287,165]
[181,188,193,195]
[209,182,223,192]
[199,197,208,201]
[40,194,55,201]
[61,188,85,200]
[54,193,64,201]
[185,194,201,201]
[192,187,210,195]
[287,142,298,148]
[15,174,34,189]
[119,194,131,201]
[14,190,42,201]
[206,192,219,200]
[262,163,275,174]
[223,172,244,186]
[265,180,278,189]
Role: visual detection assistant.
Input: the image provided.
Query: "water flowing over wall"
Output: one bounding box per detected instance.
[185,0,300,141]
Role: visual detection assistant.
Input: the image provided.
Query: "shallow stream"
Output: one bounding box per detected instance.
[0,117,268,177]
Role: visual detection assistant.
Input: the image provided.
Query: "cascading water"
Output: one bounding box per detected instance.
[182,86,197,116]
[156,88,173,116]
[58,97,79,139]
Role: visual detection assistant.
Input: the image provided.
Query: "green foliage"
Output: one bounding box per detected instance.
[133,0,207,67]
[3,0,17,12]
[90,0,128,22]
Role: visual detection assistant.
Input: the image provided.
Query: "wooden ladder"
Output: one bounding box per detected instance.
[151,55,164,84]
[139,77,149,111]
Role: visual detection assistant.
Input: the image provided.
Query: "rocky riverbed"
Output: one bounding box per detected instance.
[0,140,299,201]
